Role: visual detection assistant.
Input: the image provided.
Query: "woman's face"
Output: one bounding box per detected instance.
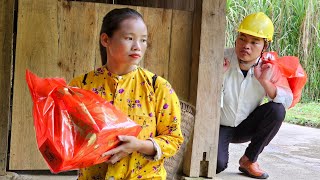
[103,17,147,68]
[235,33,265,63]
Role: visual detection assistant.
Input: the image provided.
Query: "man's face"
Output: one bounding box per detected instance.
[235,33,265,63]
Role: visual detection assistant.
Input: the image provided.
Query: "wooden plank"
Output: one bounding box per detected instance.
[58,1,101,81]
[188,0,202,106]
[183,0,226,178]
[168,10,193,101]
[0,0,15,175]
[9,0,61,170]
[114,0,194,11]
[171,0,194,11]
[137,7,172,79]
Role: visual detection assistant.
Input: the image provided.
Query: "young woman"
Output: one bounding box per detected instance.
[70,8,183,180]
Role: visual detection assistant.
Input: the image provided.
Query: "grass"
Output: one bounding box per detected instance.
[285,103,320,128]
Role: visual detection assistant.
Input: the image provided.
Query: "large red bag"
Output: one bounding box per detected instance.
[261,52,307,108]
[25,70,141,173]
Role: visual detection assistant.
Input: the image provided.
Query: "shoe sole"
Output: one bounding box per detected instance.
[239,167,269,179]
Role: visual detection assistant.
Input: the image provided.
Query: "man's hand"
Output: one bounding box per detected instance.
[254,61,283,99]
[102,135,142,164]
[223,58,230,73]
[254,62,281,84]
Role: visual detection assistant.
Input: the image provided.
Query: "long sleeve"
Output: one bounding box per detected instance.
[153,76,184,159]
[272,76,293,109]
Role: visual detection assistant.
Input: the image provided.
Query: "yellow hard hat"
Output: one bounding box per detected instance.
[237,12,274,42]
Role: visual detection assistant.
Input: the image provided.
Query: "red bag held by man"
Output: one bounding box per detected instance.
[25,70,142,173]
[261,52,307,108]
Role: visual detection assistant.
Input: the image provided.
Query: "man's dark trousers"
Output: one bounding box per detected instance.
[216,102,286,173]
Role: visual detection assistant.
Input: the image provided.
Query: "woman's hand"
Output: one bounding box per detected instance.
[102,135,142,164]
[102,135,156,164]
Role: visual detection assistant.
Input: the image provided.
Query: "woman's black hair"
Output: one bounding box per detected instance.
[99,8,144,65]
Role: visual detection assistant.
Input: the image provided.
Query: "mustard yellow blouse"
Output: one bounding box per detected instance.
[69,66,183,180]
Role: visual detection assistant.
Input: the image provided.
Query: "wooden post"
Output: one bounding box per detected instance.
[0,0,15,176]
[183,0,226,178]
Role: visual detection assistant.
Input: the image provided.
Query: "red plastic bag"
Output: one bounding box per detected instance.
[25,70,142,173]
[261,52,307,108]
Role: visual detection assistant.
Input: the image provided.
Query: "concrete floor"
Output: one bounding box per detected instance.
[216,123,320,180]
[1,123,320,180]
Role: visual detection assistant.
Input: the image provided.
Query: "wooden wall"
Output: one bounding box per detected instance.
[112,0,194,11]
[72,0,194,11]
[9,0,194,170]
[0,0,15,175]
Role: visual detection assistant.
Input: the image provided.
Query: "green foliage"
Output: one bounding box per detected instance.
[285,103,320,128]
[226,0,320,102]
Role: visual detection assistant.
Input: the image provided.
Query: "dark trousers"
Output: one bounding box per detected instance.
[216,102,286,173]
